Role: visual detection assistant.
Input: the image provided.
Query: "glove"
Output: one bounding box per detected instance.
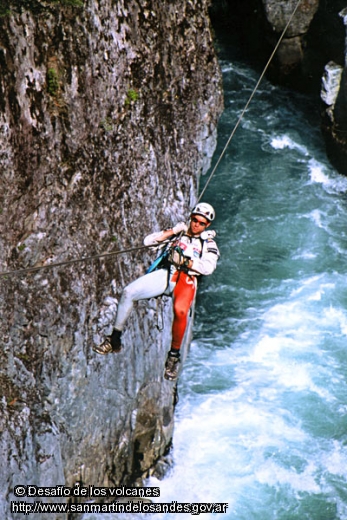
[170,249,190,267]
[172,222,188,234]
[201,230,216,240]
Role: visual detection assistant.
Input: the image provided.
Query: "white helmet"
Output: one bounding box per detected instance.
[191,202,215,222]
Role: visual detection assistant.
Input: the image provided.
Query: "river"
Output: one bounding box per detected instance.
[83,29,347,520]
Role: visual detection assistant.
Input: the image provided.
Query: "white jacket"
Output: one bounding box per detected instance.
[144,230,219,276]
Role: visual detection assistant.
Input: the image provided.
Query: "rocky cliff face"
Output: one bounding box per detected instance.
[320,8,347,175]
[0,1,223,517]
[261,0,347,176]
[210,0,321,90]
[210,0,347,176]
[261,0,319,86]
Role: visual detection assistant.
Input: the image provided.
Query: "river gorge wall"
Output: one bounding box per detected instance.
[260,0,347,176]
[210,0,347,176]
[0,1,223,518]
[259,0,347,178]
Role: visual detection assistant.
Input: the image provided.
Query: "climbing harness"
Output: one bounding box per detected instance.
[146,246,171,274]
[0,0,303,281]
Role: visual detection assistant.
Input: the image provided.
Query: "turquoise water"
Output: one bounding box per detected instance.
[84,41,347,520]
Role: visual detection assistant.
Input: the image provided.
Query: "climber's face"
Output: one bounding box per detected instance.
[189,215,210,236]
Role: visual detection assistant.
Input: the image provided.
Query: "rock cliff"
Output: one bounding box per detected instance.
[210,0,347,177]
[260,0,347,173]
[320,8,347,175]
[0,1,223,517]
[210,0,320,89]
[261,0,319,86]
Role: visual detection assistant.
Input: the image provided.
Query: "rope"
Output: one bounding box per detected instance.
[0,244,148,279]
[1,0,303,280]
[0,239,174,279]
[198,0,303,203]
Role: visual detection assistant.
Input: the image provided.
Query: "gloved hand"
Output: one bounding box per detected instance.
[172,222,188,234]
[201,230,216,240]
[170,249,190,267]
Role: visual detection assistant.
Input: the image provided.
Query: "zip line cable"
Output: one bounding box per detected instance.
[198,0,303,203]
[0,0,302,280]
[0,244,149,279]
[0,238,173,279]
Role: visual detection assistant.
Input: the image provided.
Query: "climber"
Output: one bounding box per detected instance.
[93,202,220,381]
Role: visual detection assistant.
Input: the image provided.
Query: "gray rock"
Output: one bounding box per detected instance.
[321,61,343,107]
[263,0,319,37]
[320,8,347,175]
[0,1,223,517]
[262,0,319,82]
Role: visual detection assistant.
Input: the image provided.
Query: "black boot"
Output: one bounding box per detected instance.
[110,329,122,352]
[92,329,122,355]
[164,351,180,381]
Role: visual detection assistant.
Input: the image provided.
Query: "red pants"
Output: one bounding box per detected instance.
[170,271,197,351]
